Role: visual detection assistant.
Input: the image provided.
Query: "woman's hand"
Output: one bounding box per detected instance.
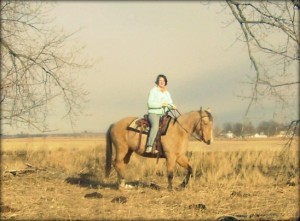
[163,103,176,110]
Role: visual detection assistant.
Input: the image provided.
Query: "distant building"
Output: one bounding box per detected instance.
[253,132,267,138]
[225,131,234,138]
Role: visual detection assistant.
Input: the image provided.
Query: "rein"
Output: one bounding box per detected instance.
[167,108,203,142]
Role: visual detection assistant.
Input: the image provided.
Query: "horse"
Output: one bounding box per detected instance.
[105,107,213,191]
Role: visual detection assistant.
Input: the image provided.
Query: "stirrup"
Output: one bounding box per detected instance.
[145,146,152,153]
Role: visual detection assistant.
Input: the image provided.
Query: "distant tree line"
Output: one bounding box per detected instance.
[214,120,297,137]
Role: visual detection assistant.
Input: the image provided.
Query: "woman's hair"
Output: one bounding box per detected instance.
[155,74,168,85]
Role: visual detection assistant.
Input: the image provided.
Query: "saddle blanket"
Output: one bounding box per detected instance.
[127,115,172,136]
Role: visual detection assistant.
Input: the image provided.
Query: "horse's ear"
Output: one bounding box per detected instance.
[206,107,211,113]
[200,106,202,112]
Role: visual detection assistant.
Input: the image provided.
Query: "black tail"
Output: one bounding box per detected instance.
[105,124,114,178]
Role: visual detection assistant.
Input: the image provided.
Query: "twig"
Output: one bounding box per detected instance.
[5,163,46,176]
[5,168,37,176]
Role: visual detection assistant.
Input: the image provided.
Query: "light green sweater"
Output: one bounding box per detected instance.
[147,86,174,115]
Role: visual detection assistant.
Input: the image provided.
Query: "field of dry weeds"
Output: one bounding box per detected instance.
[1,136,299,220]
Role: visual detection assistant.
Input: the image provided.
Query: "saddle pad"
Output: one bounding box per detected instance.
[128,118,149,135]
[127,115,172,136]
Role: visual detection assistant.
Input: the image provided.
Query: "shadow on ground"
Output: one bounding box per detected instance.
[65,173,161,190]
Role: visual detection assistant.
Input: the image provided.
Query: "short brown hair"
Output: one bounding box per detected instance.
[155,74,168,85]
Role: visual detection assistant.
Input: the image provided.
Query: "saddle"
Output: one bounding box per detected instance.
[128,114,172,154]
[135,116,150,130]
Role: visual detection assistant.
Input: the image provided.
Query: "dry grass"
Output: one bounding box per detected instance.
[1,136,299,220]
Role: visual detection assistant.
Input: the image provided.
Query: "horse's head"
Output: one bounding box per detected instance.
[196,107,213,145]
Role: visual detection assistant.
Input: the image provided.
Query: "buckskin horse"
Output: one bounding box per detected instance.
[105,107,213,191]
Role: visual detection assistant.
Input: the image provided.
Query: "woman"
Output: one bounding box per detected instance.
[145,74,176,153]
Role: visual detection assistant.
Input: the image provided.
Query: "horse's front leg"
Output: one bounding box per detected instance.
[166,156,176,191]
[177,155,193,188]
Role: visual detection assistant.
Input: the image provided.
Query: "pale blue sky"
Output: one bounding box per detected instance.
[5,1,298,134]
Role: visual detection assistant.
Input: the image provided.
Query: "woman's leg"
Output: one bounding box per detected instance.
[146,113,161,151]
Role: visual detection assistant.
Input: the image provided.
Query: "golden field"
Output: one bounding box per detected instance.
[1,136,299,220]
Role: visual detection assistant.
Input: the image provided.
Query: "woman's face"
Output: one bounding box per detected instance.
[157,77,166,87]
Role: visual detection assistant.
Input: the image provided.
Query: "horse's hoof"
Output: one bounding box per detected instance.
[118,183,135,190]
[118,179,126,189]
[118,185,125,191]
[125,184,134,189]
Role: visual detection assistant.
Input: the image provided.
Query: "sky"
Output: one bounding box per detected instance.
[4,1,299,134]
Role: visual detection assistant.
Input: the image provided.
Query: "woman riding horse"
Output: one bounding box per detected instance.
[146,74,176,153]
[105,107,213,191]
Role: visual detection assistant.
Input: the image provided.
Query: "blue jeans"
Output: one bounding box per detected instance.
[146,113,162,147]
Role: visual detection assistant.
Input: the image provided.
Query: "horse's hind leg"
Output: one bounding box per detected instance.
[114,147,132,188]
[176,155,193,188]
[114,158,126,188]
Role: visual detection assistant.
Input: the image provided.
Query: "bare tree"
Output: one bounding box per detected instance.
[225,0,299,118]
[1,1,90,132]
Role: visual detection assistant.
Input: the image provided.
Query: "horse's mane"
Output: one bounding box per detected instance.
[178,110,213,121]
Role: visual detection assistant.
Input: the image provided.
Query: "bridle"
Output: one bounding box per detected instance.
[166,108,205,142]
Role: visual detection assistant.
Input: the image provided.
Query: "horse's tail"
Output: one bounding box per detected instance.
[105,124,114,178]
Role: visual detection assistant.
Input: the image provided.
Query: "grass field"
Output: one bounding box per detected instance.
[1,136,299,220]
